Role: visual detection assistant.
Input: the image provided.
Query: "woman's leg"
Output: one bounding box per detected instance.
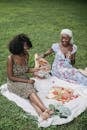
[29,93,53,120]
[29,93,46,112]
[30,100,50,120]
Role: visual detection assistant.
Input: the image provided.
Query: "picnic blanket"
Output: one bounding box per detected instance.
[78,67,87,77]
[0,76,87,128]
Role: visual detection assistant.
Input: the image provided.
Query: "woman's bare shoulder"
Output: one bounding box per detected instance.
[8,54,13,59]
[7,54,14,63]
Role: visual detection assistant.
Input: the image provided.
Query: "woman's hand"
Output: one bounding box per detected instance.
[28,79,35,84]
[66,51,75,65]
[66,51,72,59]
[28,68,40,73]
[34,68,40,72]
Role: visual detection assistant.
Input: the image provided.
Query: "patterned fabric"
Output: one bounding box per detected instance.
[7,60,37,98]
[51,43,87,86]
[49,104,71,118]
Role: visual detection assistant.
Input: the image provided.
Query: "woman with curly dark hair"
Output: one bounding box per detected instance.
[7,34,53,120]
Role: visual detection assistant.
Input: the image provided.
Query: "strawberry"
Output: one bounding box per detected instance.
[53,91,58,95]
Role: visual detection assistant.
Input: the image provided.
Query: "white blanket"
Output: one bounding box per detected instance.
[0,76,87,128]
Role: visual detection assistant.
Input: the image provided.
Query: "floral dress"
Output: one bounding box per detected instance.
[51,43,87,86]
[7,59,37,98]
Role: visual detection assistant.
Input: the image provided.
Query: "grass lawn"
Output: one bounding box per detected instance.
[0,0,87,130]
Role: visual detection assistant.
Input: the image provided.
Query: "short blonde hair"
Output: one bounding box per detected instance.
[60,29,74,44]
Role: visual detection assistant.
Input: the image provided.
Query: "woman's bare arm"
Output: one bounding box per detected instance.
[42,48,54,58]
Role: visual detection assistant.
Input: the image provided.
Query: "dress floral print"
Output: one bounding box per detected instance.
[51,43,87,86]
[7,59,37,98]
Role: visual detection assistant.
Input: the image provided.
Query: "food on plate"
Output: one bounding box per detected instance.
[47,86,79,103]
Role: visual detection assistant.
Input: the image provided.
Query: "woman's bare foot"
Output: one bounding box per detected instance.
[40,109,50,120]
[46,109,54,115]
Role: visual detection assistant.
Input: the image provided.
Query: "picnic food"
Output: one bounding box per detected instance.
[47,86,79,103]
[34,53,50,69]
[34,53,51,78]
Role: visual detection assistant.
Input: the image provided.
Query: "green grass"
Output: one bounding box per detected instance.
[0,0,87,129]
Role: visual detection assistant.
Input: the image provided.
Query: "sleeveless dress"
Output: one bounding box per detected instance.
[7,58,37,98]
[51,43,87,86]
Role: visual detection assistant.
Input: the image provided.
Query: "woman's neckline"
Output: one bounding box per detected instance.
[12,54,28,66]
[59,43,72,58]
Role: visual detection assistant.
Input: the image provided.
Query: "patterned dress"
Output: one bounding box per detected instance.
[7,59,37,98]
[51,43,87,86]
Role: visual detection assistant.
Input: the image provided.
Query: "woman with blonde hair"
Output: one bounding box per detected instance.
[40,29,87,86]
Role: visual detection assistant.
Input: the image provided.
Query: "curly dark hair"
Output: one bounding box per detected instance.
[8,33,32,54]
